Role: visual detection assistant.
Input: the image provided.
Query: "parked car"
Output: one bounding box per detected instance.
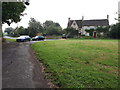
[62,34,67,39]
[16,35,31,42]
[32,36,45,41]
[62,36,67,39]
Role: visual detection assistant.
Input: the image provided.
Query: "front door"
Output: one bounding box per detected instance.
[93,31,97,38]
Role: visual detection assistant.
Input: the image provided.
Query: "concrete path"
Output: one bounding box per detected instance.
[2,42,50,88]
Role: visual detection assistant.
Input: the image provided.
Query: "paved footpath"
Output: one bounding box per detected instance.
[2,42,50,88]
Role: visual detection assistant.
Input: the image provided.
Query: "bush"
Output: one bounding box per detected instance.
[109,23,120,39]
[81,36,94,39]
[63,27,78,38]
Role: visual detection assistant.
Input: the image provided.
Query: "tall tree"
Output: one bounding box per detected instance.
[15,26,28,36]
[109,23,120,39]
[28,18,44,37]
[63,27,78,38]
[2,2,29,26]
[4,27,14,36]
[43,20,62,35]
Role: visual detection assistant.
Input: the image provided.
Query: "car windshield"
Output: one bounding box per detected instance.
[35,36,39,38]
[40,36,44,38]
[18,36,25,38]
[21,36,26,37]
[25,36,30,38]
[18,36,30,39]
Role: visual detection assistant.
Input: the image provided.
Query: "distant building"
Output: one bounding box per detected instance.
[67,16,109,37]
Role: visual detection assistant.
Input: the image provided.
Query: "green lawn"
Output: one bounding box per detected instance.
[31,39,119,88]
[5,38,16,42]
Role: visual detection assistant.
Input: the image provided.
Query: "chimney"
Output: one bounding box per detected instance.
[67,18,71,27]
[82,16,84,21]
[107,15,109,20]
[68,17,71,22]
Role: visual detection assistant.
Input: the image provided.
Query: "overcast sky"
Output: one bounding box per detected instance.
[2,0,120,31]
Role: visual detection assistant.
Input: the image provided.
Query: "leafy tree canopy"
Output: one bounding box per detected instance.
[2,2,28,26]
[63,27,78,38]
[96,26,109,33]
[28,18,44,37]
[43,20,62,36]
[109,23,120,39]
[4,27,14,35]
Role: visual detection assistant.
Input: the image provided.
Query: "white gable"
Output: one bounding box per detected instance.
[71,20,79,30]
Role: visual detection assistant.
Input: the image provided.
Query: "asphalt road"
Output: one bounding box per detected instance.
[2,41,51,88]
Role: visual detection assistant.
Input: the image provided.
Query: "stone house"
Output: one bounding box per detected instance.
[67,15,109,37]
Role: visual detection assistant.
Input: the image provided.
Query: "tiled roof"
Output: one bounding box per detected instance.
[67,20,73,27]
[75,20,82,28]
[83,19,109,26]
[68,19,109,28]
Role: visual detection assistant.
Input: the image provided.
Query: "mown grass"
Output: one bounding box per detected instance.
[31,39,119,88]
[5,38,16,42]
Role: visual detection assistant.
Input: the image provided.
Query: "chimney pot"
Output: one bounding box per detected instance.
[68,17,70,20]
[82,16,84,21]
[107,15,109,20]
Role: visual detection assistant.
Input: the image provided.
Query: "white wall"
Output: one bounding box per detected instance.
[81,28,86,35]
[81,26,97,36]
[82,26,97,30]
[71,21,79,30]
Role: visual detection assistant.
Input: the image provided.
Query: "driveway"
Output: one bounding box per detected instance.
[2,41,54,88]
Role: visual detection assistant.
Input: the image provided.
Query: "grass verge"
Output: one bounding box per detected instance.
[31,39,119,88]
[4,38,16,42]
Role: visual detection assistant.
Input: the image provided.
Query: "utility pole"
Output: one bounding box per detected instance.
[118,1,120,22]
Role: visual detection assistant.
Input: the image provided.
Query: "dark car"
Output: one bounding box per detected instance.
[16,35,31,42]
[62,36,67,39]
[32,36,45,41]
[62,34,67,39]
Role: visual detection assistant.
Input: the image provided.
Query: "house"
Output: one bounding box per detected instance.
[67,15,109,38]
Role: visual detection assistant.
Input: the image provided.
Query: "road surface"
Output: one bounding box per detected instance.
[2,41,54,88]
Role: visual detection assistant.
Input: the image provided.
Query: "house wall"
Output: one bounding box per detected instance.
[80,28,86,35]
[81,26,97,36]
[82,26,97,30]
[81,26,108,36]
[68,19,109,36]
[71,21,79,30]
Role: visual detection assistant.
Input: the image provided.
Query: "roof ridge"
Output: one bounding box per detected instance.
[84,19,108,21]
[70,19,108,21]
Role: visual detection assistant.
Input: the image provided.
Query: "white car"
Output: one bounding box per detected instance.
[16,35,31,42]
[32,36,45,41]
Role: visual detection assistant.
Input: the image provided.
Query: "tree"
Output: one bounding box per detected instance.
[14,26,28,36]
[85,29,94,36]
[4,27,14,35]
[27,18,44,37]
[46,26,62,35]
[63,27,78,38]
[96,26,110,38]
[2,2,29,26]
[43,20,62,36]
[109,23,120,39]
